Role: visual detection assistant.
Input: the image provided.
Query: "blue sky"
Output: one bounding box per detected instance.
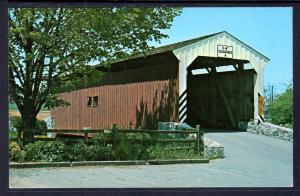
[151,7,293,93]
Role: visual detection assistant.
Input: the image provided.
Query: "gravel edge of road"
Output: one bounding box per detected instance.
[9,159,210,168]
[9,160,146,168]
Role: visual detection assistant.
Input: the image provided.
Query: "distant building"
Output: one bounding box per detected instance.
[51,31,269,130]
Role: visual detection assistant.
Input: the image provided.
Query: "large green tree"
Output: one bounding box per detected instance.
[9,8,181,145]
[268,84,293,125]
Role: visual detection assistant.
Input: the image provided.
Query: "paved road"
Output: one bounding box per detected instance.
[9,132,293,188]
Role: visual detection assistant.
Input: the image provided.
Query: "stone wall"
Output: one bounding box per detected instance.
[203,138,225,160]
[158,122,193,130]
[247,122,293,142]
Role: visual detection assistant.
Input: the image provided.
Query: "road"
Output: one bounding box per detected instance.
[9,132,293,188]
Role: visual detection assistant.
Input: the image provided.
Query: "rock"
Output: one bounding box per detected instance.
[246,122,293,142]
[158,122,193,131]
[203,138,225,160]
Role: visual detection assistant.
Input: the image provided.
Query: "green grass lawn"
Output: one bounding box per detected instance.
[9,131,17,141]
[9,103,49,111]
[9,103,19,111]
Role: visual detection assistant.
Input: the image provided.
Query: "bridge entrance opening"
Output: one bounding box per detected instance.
[186,56,256,130]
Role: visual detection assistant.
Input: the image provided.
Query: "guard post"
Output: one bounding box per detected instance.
[196,125,203,157]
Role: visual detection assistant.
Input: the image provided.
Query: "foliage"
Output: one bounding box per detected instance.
[91,131,153,160]
[10,116,47,145]
[35,119,48,134]
[8,8,181,143]
[9,116,22,131]
[91,132,112,144]
[9,131,17,141]
[10,130,201,163]
[64,142,115,161]
[9,102,19,111]
[121,132,151,140]
[24,141,65,162]
[113,132,152,160]
[65,142,89,161]
[113,139,139,160]
[268,84,293,125]
[147,143,199,160]
[112,132,198,160]
[9,116,47,135]
[87,144,115,161]
[9,142,26,162]
[9,102,49,111]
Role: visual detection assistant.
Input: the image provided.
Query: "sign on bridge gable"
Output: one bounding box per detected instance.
[217,45,233,58]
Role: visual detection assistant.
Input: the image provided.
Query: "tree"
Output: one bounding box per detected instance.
[9,8,181,145]
[263,85,274,120]
[268,83,293,125]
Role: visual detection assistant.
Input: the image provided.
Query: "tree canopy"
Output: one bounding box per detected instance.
[268,84,293,125]
[8,7,181,144]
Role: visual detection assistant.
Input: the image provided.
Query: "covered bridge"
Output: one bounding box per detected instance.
[51,31,269,130]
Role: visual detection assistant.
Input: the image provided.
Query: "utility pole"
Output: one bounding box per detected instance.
[271,85,274,105]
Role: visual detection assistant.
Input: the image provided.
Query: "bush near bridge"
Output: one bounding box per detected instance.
[9,116,48,142]
[9,116,47,132]
[268,84,293,126]
[9,132,201,163]
[9,142,26,162]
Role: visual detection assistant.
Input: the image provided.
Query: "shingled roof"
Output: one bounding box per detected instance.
[96,31,269,68]
[96,31,223,67]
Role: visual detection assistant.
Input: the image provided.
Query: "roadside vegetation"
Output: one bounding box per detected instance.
[265,83,293,128]
[9,132,200,163]
[9,116,201,163]
[9,116,47,143]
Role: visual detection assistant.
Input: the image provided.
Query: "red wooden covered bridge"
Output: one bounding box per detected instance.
[51,31,269,130]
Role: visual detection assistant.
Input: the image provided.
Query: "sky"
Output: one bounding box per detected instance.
[151,7,293,94]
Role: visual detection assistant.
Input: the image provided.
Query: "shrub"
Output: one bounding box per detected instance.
[18,130,201,162]
[147,143,199,160]
[66,142,89,161]
[35,120,47,135]
[91,132,152,160]
[62,141,115,162]
[92,131,199,161]
[113,132,152,160]
[9,116,47,135]
[114,139,139,160]
[9,142,26,162]
[24,141,65,162]
[269,85,293,125]
[91,132,112,145]
[9,116,22,131]
[87,144,115,161]
[9,131,17,142]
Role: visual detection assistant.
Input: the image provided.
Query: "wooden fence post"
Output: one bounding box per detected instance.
[84,130,88,143]
[83,127,90,143]
[196,125,201,156]
[112,124,117,149]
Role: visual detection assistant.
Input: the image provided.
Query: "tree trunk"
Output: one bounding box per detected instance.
[17,130,22,145]
[21,113,37,146]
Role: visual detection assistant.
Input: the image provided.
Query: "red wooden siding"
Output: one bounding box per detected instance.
[51,63,178,130]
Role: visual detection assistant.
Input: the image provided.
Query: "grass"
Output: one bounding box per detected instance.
[9,103,19,111]
[9,131,17,141]
[9,103,51,121]
[9,103,49,111]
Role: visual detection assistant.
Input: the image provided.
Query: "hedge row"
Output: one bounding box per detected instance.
[9,133,200,163]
